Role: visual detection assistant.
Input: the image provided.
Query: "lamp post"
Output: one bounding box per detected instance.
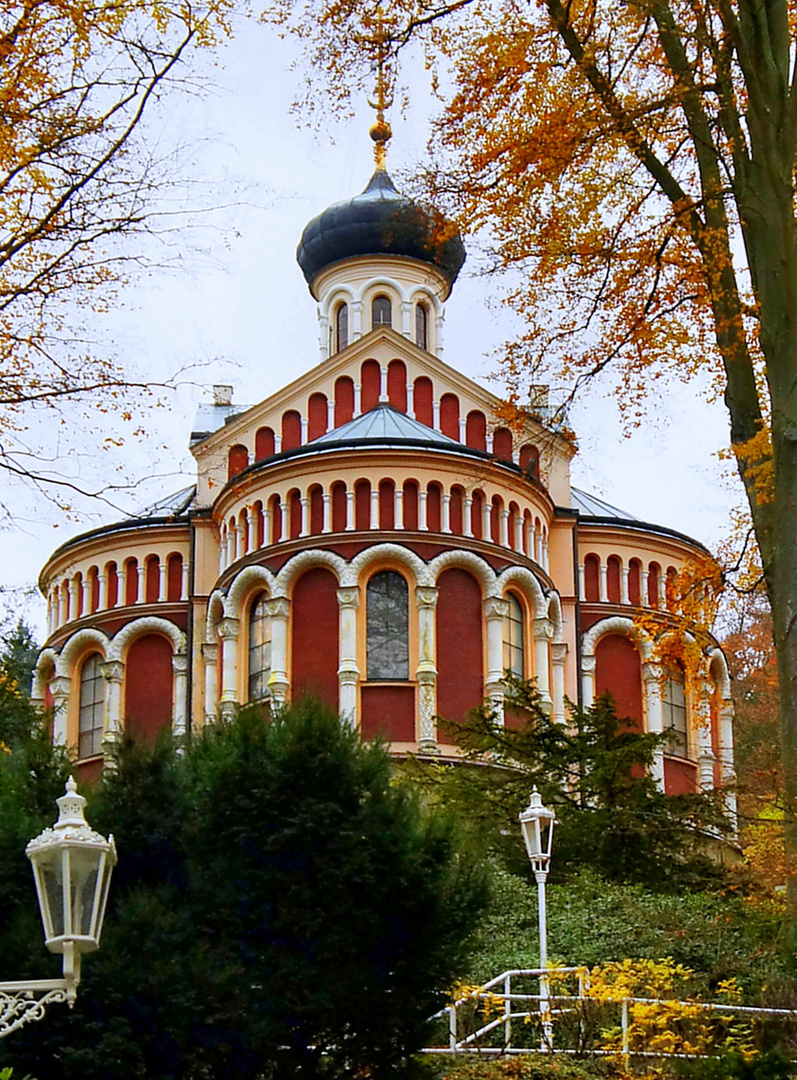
[0,777,117,1038]
[519,786,556,1050]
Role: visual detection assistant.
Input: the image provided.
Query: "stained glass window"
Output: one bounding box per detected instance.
[372,294,392,329]
[248,592,272,702]
[367,571,409,679]
[662,667,688,756]
[79,653,105,758]
[503,593,524,677]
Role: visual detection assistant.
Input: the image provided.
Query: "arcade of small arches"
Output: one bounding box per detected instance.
[205,544,565,754]
[218,480,550,574]
[45,551,188,636]
[316,276,443,360]
[32,617,188,775]
[226,360,541,481]
[580,552,682,608]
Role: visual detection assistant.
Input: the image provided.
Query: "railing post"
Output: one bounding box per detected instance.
[449,1003,458,1052]
[621,998,630,1067]
[504,972,512,1049]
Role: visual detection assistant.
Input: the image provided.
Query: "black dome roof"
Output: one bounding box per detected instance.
[297,169,465,290]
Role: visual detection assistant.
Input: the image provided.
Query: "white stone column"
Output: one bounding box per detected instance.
[433,400,440,430]
[159,560,168,602]
[379,365,389,403]
[50,675,71,746]
[442,493,452,534]
[242,509,251,554]
[514,515,524,552]
[436,312,445,356]
[264,507,273,546]
[352,300,363,341]
[401,300,412,337]
[621,566,630,605]
[463,497,473,537]
[551,642,567,724]
[720,700,738,822]
[100,660,124,765]
[136,563,146,605]
[354,382,362,415]
[202,642,219,724]
[300,416,309,445]
[218,617,240,720]
[370,487,379,529]
[459,417,466,442]
[533,617,553,714]
[275,433,283,453]
[172,654,189,742]
[658,574,667,608]
[337,587,360,725]
[484,597,509,722]
[181,559,189,600]
[416,586,439,751]
[395,487,404,530]
[58,584,68,626]
[69,578,79,621]
[345,490,355,531]
[641,568,650,605]
[267,597,290,705]
[322,492,332,533]
[599,561,608,602]
[300,497,309,537]
[118,565,127,607]
[280,501,289,541]
[642,661,665,789]
[581,654,596,709]
[482,500,492,541]
[327,397,335,431]
[219,532,227,575]
[500,509,510,548]
[81,576,91,616]
[418,490,428,530]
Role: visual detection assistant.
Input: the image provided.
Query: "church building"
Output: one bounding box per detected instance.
[32,122,735,803]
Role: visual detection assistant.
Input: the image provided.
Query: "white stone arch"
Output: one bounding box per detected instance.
[32,647,59,701]
[408,283,443,317]
[581,615,654,664]
[707,645,732,699]
[353,274,411,305]
[427,548,497,596]
[108,616,186,662]
[206,590,225,641]
[274,548,348,595]
[344,543,430,588]
[56,627,110,678]
[320,283,357,323]
[224,565,278,620]
[496,565,547,619]
[547,591,564,643]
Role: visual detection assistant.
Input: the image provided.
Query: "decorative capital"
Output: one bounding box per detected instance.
[641,660,663,684]
[551,642,568,663]
[172,654,189,675]
[484,597,510,620]
[580,656,596,676]
[337,587,360,610]
[267,596,291,620]
[534,617,554,641]
[218,617,240,641]
[201,642,219,662]
[99,660,124,684]
[50,675,71,698]
[415,586,439,610]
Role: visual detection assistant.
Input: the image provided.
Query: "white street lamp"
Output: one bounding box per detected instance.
[519,786,556,1050]
[0,777,117,1038]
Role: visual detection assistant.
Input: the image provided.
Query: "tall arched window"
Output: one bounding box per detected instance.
[248,593,271,702]
[335,302,349,352]
[372,294,392,329]
[79,653,105,758]
[663,667,688,756]
[367,571,409,679]
[503,593,525,677]
[415,302,428,349]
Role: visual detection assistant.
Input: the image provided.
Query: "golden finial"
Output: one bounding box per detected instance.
[367,9,393,171]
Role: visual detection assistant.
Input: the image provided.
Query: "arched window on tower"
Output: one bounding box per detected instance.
[335,302,349,352]
[416,302,428,349]
[79,653,105,758]
[248,592,271,702]
[372,294,392,329]
[663,666,688,757]
[503,592,525,677]
[366,571,409,680]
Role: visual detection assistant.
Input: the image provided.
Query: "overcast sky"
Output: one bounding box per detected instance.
[0,17,740,640]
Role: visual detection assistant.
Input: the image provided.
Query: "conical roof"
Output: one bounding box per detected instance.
[297,169,465,290]
[311,402,462,449]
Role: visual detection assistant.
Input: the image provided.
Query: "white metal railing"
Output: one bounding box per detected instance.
[424,968,797,1062]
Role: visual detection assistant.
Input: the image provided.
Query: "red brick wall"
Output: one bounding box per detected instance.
[388,360,407,411]
[291,567,339,710]
[437,568,483,742]
[595,634,643,730]
[664,757,697,794]
[125,634,174,744]
[361,684,415,741]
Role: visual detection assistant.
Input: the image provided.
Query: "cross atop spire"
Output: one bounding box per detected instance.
[367,10,393,171]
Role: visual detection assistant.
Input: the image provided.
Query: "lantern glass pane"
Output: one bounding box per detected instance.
[69,844,103,941]
[40,858,64,939]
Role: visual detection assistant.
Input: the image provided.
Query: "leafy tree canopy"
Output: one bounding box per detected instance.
[0,701,487,1080]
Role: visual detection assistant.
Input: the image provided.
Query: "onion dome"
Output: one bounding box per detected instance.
[296,168,466,291]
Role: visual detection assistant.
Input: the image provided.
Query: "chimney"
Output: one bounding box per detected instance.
[213,384,233,407]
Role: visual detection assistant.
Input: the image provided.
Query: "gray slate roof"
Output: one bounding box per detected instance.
[570,487,639,521]
[310,402,462,448]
